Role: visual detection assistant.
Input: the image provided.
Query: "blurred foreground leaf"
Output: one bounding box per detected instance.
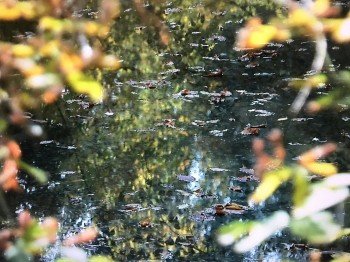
[249,167,293,204]
[290,211,342,244]
[293,183,349,219]
[218,211,289,253]
[292,167,310,207]
[66,72,104,102]
[19,161,48,184]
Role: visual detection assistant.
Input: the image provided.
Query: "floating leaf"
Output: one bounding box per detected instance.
[290,211,342,244]
[249,167,293,204]
[19,161,48,184]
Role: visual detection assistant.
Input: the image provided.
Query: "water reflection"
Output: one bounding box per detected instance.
[13,0,350,261]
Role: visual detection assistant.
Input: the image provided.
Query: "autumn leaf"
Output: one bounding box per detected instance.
[249,167,293,204]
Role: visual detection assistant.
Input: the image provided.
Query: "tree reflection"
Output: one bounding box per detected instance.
[21,0,310,260]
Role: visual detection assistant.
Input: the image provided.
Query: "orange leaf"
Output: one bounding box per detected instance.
[298,143,337,165]
[7,140,21,159]
[63,227,98,246]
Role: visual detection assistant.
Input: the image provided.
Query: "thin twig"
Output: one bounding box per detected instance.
[289,33,327,114]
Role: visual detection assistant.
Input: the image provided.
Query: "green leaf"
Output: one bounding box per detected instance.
[217,221,257,246]
[4,245,33,262]
[292,166,310,207]
[89,256,115,262]
[0,118,7,133]
[19,161,48,184]
[249,167,293,204]
[290,211,342,244]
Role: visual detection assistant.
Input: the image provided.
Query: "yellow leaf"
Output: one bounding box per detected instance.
[247,25,277,49]
[0,4,21,20]
[288,8,318,30]
[67,72,104,102]
[249,167,292,204]
[312,0,330,17]
[18,2,36,20]
[12,44,34,58]
[304,162,338,177]
[332,18,350,43]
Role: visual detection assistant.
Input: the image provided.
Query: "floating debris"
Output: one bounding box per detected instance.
[241,124,267,135]
[239,167,255,175]
[119,204,147,213]
[203,69,224,77]
[209,167,230,172]
[176,174,195,182]
[232,175,260,182]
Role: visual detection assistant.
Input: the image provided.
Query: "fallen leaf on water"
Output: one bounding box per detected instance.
[229,186,243,193]
[204,69,224,77]
[163,119,175,128]
[181,89,190,96]
[225,203,247,210]
[139,218,152,228]
[241,127,260,135]
[214,203,248,216]
[241,124,267,135]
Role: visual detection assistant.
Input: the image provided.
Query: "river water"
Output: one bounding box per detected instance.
[9,1,350,261]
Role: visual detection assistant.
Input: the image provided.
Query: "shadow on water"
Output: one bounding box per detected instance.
[7,0,350,261]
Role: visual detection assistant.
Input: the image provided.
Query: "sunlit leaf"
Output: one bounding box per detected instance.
[12,44,34,58]
[290,211,341,244]
[303,162,338,177]
[233,211,289,253]
[19,161,48,184]
[66,72,104,102]
[293,185,348,219]
[249,167,293,204]
[312,0,330,17]
[288,8,318,31]
[26,73,60,89]
[236,18,279,49]
[330,18,350,43]
[322,173,350,187]
[0,4,21,21]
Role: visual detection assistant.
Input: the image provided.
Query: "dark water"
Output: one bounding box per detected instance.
[7,1,350,261]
